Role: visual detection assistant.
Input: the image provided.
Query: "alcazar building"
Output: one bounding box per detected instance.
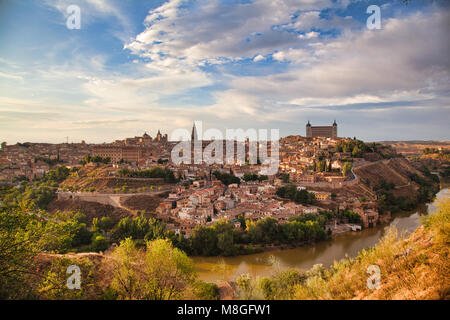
[306,120,338,138]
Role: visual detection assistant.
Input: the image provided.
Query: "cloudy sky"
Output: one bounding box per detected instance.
[0,0,449,144]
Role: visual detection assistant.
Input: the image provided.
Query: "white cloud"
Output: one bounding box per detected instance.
[253,54,265,62]
[125,0,344,68]
[230,10,450,106]
[1,1,449,143]
[298,31,319,39]
[272,48,316,64]
[0,71,24,83]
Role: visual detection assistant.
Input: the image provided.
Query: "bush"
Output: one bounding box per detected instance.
[276,184,315,204]
[109,238,196,300]
[91,235,109,252]
[212,171,240,186]
[192,281,219,300]
[117,167,177,183]
[258,270,306,300]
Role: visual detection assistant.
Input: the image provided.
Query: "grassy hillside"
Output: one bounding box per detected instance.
[352,158,440,213]
[354,158,424,197]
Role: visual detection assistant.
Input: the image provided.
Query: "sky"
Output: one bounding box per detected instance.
[0,0,449,144]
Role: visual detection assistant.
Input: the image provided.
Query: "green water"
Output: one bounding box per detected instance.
[193,186,449,282]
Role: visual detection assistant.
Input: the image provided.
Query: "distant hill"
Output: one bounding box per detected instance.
[378,141,450,156]
[378,140,450,145]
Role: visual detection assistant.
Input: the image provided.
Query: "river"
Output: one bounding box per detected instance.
[193,185,449,282]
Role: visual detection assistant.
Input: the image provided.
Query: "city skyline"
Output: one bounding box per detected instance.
[0,0,449,144]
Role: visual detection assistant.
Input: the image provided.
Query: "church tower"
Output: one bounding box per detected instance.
[306,120,312,138]
[332,120,338,138]
[156,129,162,141]
[191,123,198,141]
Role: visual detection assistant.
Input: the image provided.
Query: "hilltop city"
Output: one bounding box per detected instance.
[1,121,447,240]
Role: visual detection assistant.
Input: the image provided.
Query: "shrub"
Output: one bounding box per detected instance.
[91,235,109,252]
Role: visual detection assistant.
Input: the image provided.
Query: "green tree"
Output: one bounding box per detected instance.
[191,280,219,300]
[110,238,197,300]
[98,216,114,232]
[109,238,143,300]
[0,209,42,299]
[280,173,290,183]
[189,225,219,256]
[0,208,87,298]
[91,235,109,252]
[258,270,306,300]
[342,162,352,177]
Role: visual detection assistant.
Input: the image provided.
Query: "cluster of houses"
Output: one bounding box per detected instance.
[155,175,380,237]
[1,132,383,236]
[0,141,93,180]
[157,179,328,236]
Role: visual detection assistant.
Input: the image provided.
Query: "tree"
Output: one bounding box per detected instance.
[214,220,237,256]
[98,216,114,232]
[276,184,315,205]
[343,210,361,223]
[117,167,177,183]
[352,145,362,157]
[342,162,352,177]
[212,171,240,186]
[92,217,100,233]
[91,235,109,252]
[280,173,290,183]
[110,238,197,300]
[112,215,167,241]
[145,239,196,299]
[237,214,246,230]
[109,238,144,300]
[191,280,219,300]
[189,225,218,256]
[258,270,306,300]
[0,208,85,298]
[0,209,41,299]
[236,273,255,299]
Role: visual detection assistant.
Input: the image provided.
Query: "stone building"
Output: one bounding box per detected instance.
[306,120,338,138]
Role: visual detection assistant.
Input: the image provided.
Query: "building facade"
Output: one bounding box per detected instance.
[92,132,170,164]
[306,120,338,138]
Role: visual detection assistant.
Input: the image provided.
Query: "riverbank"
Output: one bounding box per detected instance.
[293,198,450,299]
[192,182,439,260]
[193,186,449,282]
[235,198,450,300]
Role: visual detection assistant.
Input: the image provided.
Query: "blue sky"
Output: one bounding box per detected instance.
[0,0,449,143]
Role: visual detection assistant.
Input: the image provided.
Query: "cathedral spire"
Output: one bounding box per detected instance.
[191,122,198,141]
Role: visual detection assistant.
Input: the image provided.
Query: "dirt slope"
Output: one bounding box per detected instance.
[353,158,424,197]
[47,199,132,223]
